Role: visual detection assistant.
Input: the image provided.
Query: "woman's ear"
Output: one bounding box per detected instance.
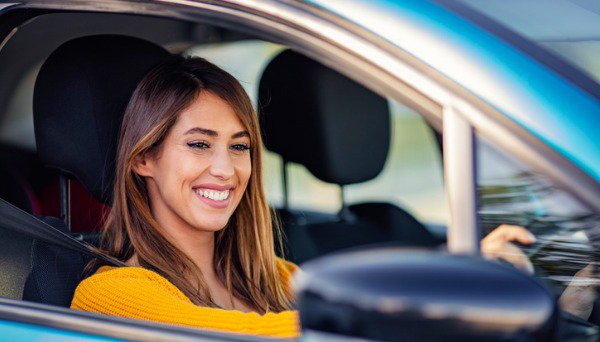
[132,154,154,178]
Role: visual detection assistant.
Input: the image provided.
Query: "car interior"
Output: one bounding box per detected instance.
[0,10,446,317]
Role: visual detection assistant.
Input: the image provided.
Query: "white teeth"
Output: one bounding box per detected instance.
[195,189,230,201]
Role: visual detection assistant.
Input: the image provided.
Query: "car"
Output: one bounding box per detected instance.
[0,0,598,340]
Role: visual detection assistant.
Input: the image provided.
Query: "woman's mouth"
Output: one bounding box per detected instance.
[193,187,232,209]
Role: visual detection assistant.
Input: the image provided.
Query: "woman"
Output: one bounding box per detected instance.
[71,56,299,338]
[70,55,538,338]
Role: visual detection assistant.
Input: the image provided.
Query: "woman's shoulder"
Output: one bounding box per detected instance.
[74,265,190,303]
[87,260,298,281]
[84,265,170,283]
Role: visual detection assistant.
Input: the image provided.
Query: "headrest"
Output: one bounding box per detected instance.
[259,50,390,185]
[34,35,170,204]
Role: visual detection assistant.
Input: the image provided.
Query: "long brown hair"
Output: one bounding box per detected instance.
[97,55,292,312]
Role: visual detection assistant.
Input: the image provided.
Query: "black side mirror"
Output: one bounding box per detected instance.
[296,248,558,341]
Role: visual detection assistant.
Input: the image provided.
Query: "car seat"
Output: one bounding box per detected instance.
[259,50,439,263]
[0,144,44,215]
[20,35,170,306]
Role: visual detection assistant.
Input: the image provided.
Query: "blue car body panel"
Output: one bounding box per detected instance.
[0,319,122,341]
[308,0,600,183]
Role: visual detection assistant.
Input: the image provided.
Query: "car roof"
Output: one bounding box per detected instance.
[308,0,600,183]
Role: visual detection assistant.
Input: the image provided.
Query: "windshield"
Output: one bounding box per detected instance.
[456,0,600,84]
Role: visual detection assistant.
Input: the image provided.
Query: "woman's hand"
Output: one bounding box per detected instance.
[482,225,597,320]
[481,224,536,274]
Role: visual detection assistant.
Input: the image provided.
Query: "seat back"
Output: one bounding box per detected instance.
[259,50,438,263]
[21,35,170,307]
[34,35,170,205]
[21,216,89,307]
[0,227,34,300]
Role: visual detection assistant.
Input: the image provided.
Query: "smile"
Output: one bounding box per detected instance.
[193,189,230,201]
[192,186,234,209]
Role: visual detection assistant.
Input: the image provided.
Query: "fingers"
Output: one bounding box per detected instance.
[482,240,534,274]
[481,224,536,275]
[483,224,536,245]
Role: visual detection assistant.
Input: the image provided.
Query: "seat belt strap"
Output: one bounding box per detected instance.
[0,197,123,267]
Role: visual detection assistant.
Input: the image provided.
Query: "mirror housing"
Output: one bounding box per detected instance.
[295,249,558,341]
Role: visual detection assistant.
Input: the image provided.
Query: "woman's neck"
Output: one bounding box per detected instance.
[157,219,217,278]
[126,229,216,275]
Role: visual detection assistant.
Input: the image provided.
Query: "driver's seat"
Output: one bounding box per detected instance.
[23,35,170,306]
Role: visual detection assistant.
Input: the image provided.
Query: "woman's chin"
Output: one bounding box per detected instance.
[191,216,230,233]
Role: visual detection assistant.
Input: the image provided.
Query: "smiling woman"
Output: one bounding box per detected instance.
[69,55,299,338]
[134,92,252,239]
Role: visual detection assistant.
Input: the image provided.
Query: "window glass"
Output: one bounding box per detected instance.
[477,137,599,321]
[456,0,600,83]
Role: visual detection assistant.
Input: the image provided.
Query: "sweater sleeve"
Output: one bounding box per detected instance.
[70,267,300,338]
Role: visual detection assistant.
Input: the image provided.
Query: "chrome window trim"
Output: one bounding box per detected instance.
[2,0,599,238]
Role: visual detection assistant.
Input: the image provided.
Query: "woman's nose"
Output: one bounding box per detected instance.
[209,148,235,180]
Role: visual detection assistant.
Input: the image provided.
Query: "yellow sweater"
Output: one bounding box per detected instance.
[70,259,300,338]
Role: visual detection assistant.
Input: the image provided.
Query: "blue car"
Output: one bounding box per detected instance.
[0,0,597,340]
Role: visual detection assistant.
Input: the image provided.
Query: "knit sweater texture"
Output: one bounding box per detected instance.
[70,258,300,338]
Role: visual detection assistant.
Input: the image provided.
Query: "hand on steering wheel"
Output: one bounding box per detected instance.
[481,224,536,274]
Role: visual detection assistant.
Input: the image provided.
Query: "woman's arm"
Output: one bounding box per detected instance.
[71,267,300,338]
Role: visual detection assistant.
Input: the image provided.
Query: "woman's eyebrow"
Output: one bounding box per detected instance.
[184,127,249,139]
[232,131,249,139]
[184,127,217,136]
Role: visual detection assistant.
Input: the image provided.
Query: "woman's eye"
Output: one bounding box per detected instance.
[187,141,210,149]
[231,144,250,152]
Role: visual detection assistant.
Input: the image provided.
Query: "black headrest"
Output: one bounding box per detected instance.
[259,50,390,185]
[33,35,170,204]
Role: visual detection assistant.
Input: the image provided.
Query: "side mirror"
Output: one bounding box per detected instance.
[295,249,558,341]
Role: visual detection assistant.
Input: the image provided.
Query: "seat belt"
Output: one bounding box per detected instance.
[0,197,123,267]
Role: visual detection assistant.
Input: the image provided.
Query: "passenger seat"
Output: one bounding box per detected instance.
[259,50,439,263]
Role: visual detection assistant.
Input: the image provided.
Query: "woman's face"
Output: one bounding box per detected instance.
[135,91,252,234]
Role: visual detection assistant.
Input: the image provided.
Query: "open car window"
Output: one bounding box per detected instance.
[0,10,448,338]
